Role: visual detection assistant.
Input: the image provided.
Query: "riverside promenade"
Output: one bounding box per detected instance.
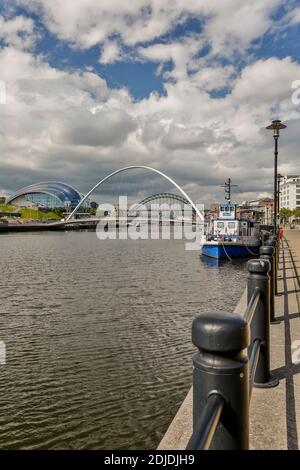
[159,229,300,450]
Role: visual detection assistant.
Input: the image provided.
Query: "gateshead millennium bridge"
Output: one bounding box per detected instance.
[63,165,203,224]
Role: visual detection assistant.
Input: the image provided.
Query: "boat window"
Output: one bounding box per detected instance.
[228,222,236,228]
[217,222,224,228]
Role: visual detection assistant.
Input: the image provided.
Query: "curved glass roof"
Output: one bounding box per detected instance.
[7,181,83,206]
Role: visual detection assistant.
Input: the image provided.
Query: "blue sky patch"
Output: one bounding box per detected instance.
[1,2,300,99]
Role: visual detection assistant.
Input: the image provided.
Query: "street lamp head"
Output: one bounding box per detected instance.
[266,119,287,137]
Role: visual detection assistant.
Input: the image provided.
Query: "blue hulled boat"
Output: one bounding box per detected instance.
[200,202,261,260]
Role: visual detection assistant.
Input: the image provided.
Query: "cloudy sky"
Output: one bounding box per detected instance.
[0,0,300,206]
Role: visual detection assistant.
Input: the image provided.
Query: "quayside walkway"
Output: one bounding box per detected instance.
[159,229,300,450]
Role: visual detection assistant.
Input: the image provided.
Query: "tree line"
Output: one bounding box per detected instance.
[280,208,300,222]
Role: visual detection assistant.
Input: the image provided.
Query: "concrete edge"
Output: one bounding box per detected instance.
[157,287,248,450]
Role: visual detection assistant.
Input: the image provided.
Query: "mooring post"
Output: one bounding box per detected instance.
[247,259,279,388]
[266,238,277,298]
[270,235,279,294]
[275,234,280,282]
[191,312,250,449]
[259,245,279,324]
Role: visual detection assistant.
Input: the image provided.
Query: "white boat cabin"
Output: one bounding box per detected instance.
[211,204,259,238]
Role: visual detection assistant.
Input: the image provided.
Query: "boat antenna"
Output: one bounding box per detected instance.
[220,178,238,204]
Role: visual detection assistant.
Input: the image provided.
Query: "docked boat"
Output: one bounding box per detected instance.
[200,202,261,259]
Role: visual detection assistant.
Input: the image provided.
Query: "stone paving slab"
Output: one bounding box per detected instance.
[158,229,300,450]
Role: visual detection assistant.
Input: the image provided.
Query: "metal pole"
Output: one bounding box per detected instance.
[191,311,250,449]
[227,177,231,204]
[274,136,278,234]
[277,177,281,224]
[247,259,279,387]
[187,394,224,450]
[274,234,280,294]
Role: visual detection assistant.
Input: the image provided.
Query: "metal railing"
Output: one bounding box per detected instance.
[187,234,280,450]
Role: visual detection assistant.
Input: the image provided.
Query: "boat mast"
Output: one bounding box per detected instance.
[220,178,238,204]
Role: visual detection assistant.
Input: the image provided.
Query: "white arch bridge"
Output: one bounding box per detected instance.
[50,165,203,227]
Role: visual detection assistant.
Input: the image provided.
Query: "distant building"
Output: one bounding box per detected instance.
[6,182,88,210]
[205,203,219,220]
[239,198,273,225]
[279,175,300,210]
[210,203,219,212]
[0,212,21,219]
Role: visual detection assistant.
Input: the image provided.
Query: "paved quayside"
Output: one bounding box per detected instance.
[158,229,300,450]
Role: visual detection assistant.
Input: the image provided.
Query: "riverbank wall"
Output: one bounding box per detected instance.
[159,229,300,450]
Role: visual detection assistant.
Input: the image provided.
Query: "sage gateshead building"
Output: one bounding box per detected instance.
[6,182,88,210]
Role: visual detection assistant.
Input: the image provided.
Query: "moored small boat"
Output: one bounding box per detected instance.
[200,237,260,259]
[200,198,261,259]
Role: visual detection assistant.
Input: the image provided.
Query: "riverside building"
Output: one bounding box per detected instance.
[279,175,300,210]
[6,182,88,210]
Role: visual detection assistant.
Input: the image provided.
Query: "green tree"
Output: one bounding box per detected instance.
[51,208,65,218]
[292,209,300,218]
[279,207,292,225]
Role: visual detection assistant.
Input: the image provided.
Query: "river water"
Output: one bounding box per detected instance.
[0,231,247,449]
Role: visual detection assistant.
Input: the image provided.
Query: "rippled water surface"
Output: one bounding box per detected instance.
[0,232,248,449]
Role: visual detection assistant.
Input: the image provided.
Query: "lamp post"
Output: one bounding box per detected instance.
[277,173,283,224]
[266,120,287,233]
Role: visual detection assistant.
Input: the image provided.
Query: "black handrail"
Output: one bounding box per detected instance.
[244,286,261,324]
[186,394,224,450]
[249,338,262,397]
[188,232,280,450]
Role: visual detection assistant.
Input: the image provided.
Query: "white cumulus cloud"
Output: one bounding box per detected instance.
[0,14,37,49]
[0,1,299,205]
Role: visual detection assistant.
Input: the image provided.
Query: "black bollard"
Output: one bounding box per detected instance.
[269,235,279,295]
[247,259,279,388]
[263,231,272,245]
[275,235,280,274]
[191,312,250,449]
[259,245,279,324]
[266,238,277,298]
[272,234,280,282]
